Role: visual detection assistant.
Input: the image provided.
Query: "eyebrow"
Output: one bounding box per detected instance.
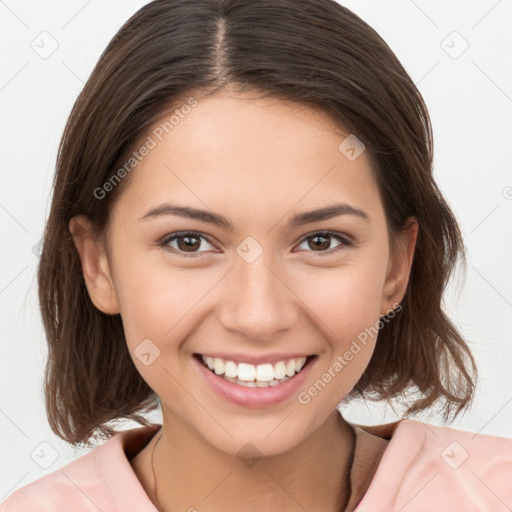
[139,202,369,230]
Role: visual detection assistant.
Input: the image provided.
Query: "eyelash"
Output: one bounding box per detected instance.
[158,230,353,258]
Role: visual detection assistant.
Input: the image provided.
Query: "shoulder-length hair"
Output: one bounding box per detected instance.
[38,0,477,446]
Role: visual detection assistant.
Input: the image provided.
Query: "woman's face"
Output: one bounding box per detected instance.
[72,90,415,457]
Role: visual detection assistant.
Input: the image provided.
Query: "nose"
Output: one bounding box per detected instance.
[217,254,299,341]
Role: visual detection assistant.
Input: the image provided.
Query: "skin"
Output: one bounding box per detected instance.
[70,89,418,511]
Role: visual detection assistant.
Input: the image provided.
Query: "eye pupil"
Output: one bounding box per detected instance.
[177,235,200,252]
[309,235,330,251]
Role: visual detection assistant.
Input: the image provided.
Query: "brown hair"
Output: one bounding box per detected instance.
[38,0,477,446]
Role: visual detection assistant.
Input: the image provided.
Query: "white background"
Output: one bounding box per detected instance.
[1,0,511,500]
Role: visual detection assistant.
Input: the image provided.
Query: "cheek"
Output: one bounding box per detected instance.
[113,251,222,350]
[113,263,211,391]
[294,257,388,395]
[295,258,386,340]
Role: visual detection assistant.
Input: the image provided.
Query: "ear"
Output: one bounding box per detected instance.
[380,217,418,316]
[69,215,121,315]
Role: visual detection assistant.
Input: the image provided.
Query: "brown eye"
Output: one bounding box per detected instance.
[308,234,331,251]
[176,234,201,252]
[296,231,352,256]
[161,232,216,257]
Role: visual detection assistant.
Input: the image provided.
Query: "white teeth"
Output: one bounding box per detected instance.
[224,360,238,378]
[285,359,296,377]
[213,358,224,375]
[256,363,274,382]
[295,357,306,372]
[237,363,256,382]
[200,355,309,383]
[223,375,291,387]
[274,361,286,380]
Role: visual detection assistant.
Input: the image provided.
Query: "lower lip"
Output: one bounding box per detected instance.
[193,355,315,409]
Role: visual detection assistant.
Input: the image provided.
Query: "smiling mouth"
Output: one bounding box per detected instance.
[194,353,316,388]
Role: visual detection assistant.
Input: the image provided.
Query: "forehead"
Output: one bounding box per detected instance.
[112,91,384,229]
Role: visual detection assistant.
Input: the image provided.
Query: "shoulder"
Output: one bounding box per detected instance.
[355,419,512,512]
[0,424,161,512]
[0,445,108,511]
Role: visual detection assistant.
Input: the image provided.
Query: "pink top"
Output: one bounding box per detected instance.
[2,418,511,511]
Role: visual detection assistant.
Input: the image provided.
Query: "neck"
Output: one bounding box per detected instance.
[143,409,356,512]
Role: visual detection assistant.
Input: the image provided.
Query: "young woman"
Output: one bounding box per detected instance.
[2,0,511,511]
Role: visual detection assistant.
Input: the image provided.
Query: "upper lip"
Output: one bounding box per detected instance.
[195,352,315,365]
